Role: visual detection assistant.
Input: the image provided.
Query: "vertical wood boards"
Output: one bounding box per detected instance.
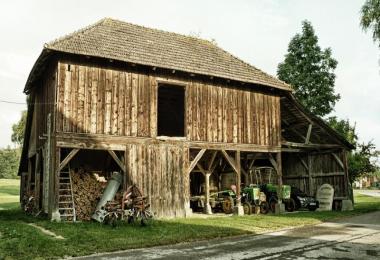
[282,152,347,197]
[125,142,188,218]
[185,82,281,146]
[56,63,154,137]
[56,62,281,147]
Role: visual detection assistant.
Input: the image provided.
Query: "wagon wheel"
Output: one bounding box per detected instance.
[285,198,296,212]
[222,197,234,214]
[242,202,252,215]
[260,201,269,214]
[269,196,278,213]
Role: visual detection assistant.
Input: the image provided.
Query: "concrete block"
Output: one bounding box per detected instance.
[203,204,213,215]
[275,203,285,214]
[233,205,244,216]
[341,199,354,211]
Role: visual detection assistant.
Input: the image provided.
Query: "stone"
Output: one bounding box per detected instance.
[204,204,213,215]
[341,199,354,211]
[275,202,285,214]
[233,205,244,216]
[316,184,334,211]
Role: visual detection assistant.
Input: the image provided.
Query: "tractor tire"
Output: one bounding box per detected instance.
[269,197,278,213]
[222,197,234,214]
[260,201,269,214]
[285,198,296,212]
[243,202,252,215]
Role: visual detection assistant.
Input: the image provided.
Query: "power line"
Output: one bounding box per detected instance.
[0,99,27,105]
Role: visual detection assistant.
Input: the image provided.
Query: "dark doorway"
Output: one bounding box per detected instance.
[157,84,185,137]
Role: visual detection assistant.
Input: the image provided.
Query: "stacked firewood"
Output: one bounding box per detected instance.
[71,170,106,221]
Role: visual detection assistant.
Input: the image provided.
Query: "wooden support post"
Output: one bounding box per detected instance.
[276,152,283,203]
[34,152,41,210]
[236,151,241,207]
[342,149,351,202]
[196,163,212,214]
[204,172,212,214]
[308,154,314,196]
[187,149,206,174]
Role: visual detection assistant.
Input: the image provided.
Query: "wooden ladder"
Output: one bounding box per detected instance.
[58,166,76,222]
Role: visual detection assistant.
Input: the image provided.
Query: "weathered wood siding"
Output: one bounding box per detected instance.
[28,66,56,157]
[282,152,347,197]
[56,62,281,147]
[56,62,157,137]
[186,82,281,146]
[125,142,189,217]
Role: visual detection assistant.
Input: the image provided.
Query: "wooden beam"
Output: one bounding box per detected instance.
[196,163,206,176]
[236,151,241,206]
[297,155,309,171]
[268,153,279,173]
[282,141,342,149]
[276,152,283,202]
[187,149,206,174]
[221,150,238,173]
[248,153,258,170]
[308,155,313,196]
[59,148,80,172]
[305,124,313,144]
[108,150,126,173]
[208,151,218,171]
[332,153,344,170]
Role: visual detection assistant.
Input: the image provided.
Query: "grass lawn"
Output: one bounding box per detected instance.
[0,180,379,260]
[0,179,19,210]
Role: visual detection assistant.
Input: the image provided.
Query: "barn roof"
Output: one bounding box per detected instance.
[24,18,292,92]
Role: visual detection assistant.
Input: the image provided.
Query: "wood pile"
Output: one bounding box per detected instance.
[71,170,106,221]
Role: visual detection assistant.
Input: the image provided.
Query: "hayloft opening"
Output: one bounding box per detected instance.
[157,84,185,137]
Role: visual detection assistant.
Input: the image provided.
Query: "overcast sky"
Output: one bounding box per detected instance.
[0,0,379,149]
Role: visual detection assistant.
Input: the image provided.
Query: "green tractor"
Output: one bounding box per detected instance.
[260,183,295,212]
[241,186,269,214]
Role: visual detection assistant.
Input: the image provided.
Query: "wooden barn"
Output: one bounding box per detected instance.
[18,18,353,221]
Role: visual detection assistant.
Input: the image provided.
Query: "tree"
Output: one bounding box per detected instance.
[360,0,380,46]
[11,110,27,147]
[0,147,20,179]
[327,117,379,183]
[278,21,340,117]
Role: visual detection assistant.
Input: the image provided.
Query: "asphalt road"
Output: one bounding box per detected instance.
[73,211,380,260]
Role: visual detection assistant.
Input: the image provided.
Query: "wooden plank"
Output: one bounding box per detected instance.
[236,151,241,205]
[308,154,314,196]
[305,124,313,144]
[104,69,112,134]
[108,150,126,173]
[207,150,218,170]
[59,148,80,171]
[186,149,206,174]
[332,153,344,170]
[90,68,98,133]
[131,73,138,136]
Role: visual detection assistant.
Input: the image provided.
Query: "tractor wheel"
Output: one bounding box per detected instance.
[285,198,296,212]
[269,197,278,213]
[260,201,269,214]
[242,202,252,215]
[222,197,234,214]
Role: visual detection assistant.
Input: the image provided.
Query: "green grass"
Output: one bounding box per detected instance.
[0,179,19,210]
[0,180,379,259]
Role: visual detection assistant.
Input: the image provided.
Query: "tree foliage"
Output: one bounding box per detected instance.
[278,21,340,117]
[327,117,379,182]
[11,110,27,147]
[361,0,380,46]
[0,147,20,179]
